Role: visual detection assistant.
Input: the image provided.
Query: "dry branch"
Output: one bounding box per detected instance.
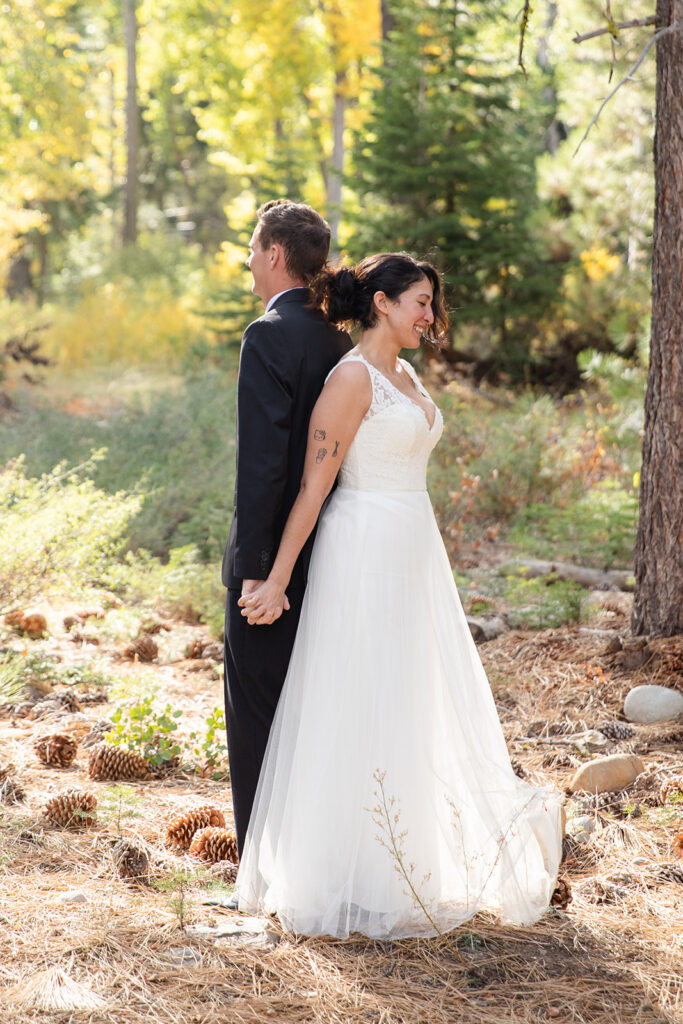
[505,559,633,591]
[573,16,657,44]
[574,23,683,154]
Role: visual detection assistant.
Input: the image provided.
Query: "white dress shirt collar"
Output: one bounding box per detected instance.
[265,287,306,312]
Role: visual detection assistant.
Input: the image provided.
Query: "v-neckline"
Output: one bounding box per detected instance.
[352,352,438,431]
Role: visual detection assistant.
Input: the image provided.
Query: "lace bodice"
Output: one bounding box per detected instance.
[326,352,443,491]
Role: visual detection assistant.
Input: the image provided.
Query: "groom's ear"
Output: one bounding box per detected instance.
[269,242,285,268]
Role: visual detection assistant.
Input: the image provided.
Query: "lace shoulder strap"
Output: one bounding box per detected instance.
[398,357,429,398]
[325,352,395,419]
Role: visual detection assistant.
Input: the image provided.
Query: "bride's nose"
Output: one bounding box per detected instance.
[424,305,434,324]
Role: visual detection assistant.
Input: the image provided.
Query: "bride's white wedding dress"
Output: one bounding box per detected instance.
[236,351,562,938]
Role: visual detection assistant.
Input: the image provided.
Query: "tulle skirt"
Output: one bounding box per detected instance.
[236,486,562,938]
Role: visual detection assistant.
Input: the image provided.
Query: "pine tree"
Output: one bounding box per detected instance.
[352,0,558,379]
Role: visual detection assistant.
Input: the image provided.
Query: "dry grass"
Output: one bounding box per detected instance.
[0,600,681,1024]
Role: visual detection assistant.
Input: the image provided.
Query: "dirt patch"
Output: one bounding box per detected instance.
[1,608,681,1023]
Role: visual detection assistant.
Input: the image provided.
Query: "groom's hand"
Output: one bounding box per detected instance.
[240,579,264,599]
[238,580,290,626]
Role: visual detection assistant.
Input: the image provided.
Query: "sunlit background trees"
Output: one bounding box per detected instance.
[1,0,680,635]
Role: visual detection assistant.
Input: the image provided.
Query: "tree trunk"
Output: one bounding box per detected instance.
[380,0,395,40]
[123,0,138,245]
[632,0,683,637]
[327,71,346,252]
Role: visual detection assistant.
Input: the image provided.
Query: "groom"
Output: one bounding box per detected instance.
[221,199,351,856]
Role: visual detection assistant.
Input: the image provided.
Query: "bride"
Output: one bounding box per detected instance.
[236,253,562,939]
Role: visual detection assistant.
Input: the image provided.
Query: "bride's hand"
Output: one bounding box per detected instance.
[238,580,290,626]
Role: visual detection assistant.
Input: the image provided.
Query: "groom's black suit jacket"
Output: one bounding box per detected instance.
[222,288,352,591]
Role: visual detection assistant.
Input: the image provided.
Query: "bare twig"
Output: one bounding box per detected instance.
[573,16,657,44]
[517,0,532,78]
[574,23,683,155]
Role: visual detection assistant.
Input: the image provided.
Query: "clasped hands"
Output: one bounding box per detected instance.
[238,578,290,626]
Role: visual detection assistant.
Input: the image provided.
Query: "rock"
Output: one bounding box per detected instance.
[466,615,508,643]
[619,637,653,670]
[565,730,611,753]
[188,916,280,948]
[56,890,88,904]
[624,685,683,724]
[165,947,202,966]
[569,754,644,795]
[566,815,595,836]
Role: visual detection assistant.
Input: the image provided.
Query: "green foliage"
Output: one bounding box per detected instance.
[504,572,585,630]
[352,0,560,376]
[509,483,638,569]
[428,380,640,568]
[0,649,112,704]
[0,369,237,561]
[106,697,183,768]
[0,452,141,614]
[97,784,144,836]
[106,546,225,637]
[106,696,229,777]
[186,706,230,779]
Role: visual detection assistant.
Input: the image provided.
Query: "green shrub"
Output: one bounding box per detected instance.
[0,454,140,614]
[106,545,225,637]
[509,482,637,569]
[504,572,585,630]
[106,696,183,769]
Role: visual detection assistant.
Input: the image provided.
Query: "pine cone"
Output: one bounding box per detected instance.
[165,806,226,850]
[205,861,239,885]
[652,862,683,884]
[139,620,170,636]
[671,829,683,860]
[510,759,527,779]
[19,612,48,639]
[87,744,149,781]
[81,719,114,749]
[32,691,82,718]
[44,789,97,828]
[596,721,634,741]
[0,777,26,803]
[574,789,624,812]
[111,838,150,881]
[189,826,239,864]
[550,876,572,909]
[659,776,683,805]
[34,733,78,768]
[185,638,205,659]
[123,635,158,662]
[3,609,25,628]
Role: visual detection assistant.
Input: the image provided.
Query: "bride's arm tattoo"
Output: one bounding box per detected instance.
[314,429,326,441]
[332,440,340,457]
[315,448,327,463]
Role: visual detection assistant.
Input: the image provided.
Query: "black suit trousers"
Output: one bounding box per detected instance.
[223,586,304,856]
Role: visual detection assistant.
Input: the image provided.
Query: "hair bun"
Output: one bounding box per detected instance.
[312,265,359,324]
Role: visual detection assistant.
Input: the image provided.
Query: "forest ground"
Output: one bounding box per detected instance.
[1,590,681,1024]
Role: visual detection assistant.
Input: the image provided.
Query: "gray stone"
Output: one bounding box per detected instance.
[565,730,610,753]
[623,685,683,724]
[165,947,202,966]
[569,753,644,795]
[56,890,88,904]
[188,916,279,948]
[466,615,508,643]
[566,815,596,836]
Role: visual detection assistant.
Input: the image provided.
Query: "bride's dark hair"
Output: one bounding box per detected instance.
[311,253,448,343]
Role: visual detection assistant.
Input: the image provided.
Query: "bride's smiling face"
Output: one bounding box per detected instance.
[378,276,435,349]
